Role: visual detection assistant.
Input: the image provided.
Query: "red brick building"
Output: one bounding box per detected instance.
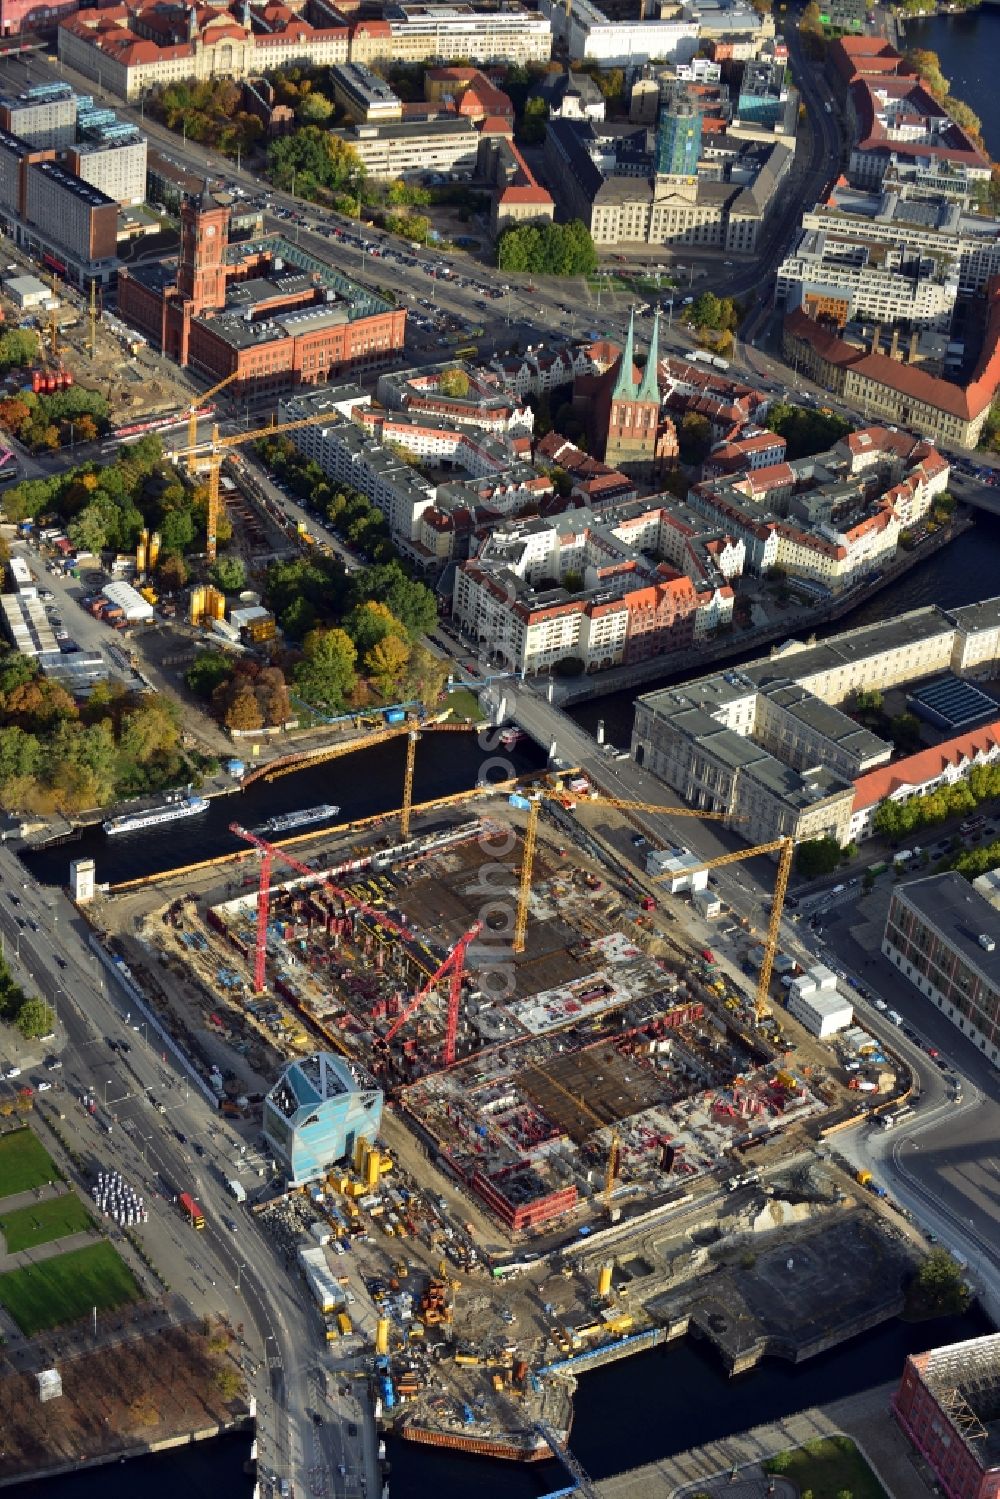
[894,1335,1000,1499]
[118,185,406,396]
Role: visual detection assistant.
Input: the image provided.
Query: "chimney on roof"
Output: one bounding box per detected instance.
[909,329,920,365]
[890,327,899,360]
[870,323,881,355]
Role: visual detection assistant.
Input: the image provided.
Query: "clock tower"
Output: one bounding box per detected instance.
[177,183,229,314]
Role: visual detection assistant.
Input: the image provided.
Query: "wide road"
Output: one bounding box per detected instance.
[0,841,378,1499]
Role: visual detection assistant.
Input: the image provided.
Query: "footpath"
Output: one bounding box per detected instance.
[594,1380,941,1499]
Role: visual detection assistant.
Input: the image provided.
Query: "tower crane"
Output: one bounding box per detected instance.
[184,370,242,472]
[524,1059,621,1217]
[173,407,339,562]
[649,834,795,1021]
[230,822,480,1065]
[513,792,732,954]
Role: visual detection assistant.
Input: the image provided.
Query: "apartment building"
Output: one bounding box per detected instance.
[67,129,146,206]
[883,874,1000,1062]
[689,424,948,594]
[24,159,116,264]
[452,502,736,675]
[0,84,76,148]
[776,225,959,332]
[329,116,480,178]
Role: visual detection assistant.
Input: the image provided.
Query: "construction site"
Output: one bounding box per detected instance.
[1,271,195,429]
[111,759,860,1242]
[78,749,933,1467]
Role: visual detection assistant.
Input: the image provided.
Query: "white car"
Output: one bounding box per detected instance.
[4,1066,21,1079]
[36,1080,52,1092]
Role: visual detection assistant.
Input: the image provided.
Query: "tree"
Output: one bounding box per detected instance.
[345,600,408,657]
[795,837,843,879]
[210,556,247,593]
[224,684,264,732]
[366,633,410,698]
[187,651,232,700]
[438,367,471,398]
[294,627,358,710]
[349,563,437,638]
[158,553,189,592]
[908,1249,971,1316]
[298,90,334,124]
[268,127,365,200]
[519,95,549,144]
[678,411,713,466]
[215,1366,243,1400]
[496,220,597,276]
[0,327,39,372]
[15,996,55,1039]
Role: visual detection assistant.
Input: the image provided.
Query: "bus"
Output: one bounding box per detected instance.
[452,344,478,359]
[880,1105,914,1131]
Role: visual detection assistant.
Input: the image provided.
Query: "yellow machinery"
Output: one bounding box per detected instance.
[401,730,419,840]
[184,370,242,474]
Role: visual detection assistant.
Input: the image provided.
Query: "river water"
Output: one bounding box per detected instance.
[903,6,1000,156]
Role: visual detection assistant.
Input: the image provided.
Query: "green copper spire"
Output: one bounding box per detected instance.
[637,307,660,405]
[613,309,638,400]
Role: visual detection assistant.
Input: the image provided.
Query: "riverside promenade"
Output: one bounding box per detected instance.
[594,1380,942,1499]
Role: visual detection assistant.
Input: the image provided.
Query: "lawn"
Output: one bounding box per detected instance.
[0,1129,61,1200]
[444,687,487,723]
[0,1241,140,1335]
[765,1436,888,1499]
[0,1192,93,1252]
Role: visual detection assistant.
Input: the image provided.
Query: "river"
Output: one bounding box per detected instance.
[902,6,1000,156]
[21,732,547,888]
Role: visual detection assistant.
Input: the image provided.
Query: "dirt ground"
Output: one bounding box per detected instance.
[0,1321,243,1477]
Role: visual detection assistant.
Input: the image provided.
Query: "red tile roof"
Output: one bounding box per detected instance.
[853,720,1000,812]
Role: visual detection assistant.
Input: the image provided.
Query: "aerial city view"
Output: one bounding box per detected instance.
[0,0,1000,1494]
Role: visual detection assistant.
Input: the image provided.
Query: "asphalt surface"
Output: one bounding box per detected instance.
[0,841,378,1499]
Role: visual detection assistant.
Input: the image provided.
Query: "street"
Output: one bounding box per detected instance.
[0,839,380,1499]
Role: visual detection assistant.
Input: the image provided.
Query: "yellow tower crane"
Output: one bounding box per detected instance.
[174,407,346,563]
[401,730,419,841]
[649,834,795,1021]
[512,792,732,954]
[525,1059,622,1217]
[184,370,242,474]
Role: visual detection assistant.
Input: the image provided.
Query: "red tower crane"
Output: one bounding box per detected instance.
[230,823,480,1066]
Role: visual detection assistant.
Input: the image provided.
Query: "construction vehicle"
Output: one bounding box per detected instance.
[855,1169,872,1187]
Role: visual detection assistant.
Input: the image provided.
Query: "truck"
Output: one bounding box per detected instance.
[178,1192,205,1229]
[226,1178,247,1203]
[855,1169,872,1187]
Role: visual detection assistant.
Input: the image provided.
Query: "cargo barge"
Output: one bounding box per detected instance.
[399,1420,557,1463]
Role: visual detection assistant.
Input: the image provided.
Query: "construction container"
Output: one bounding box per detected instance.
[375,1318,390,1355]
[598,1264,613,1298]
